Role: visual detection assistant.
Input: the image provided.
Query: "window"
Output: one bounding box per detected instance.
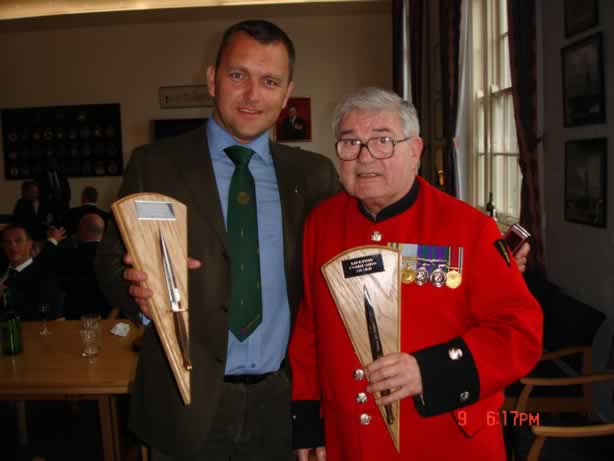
[470,0,521,222]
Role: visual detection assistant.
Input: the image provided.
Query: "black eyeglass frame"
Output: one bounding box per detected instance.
[334,136,412,161]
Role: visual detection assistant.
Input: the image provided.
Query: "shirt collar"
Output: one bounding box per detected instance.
[206,116,272,164]
[12,258,34,273]
[357,178,420,222]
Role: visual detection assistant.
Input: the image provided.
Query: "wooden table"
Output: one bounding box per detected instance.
[0,320,139,461]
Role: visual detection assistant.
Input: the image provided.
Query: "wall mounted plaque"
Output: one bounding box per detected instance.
[1,103,123,180]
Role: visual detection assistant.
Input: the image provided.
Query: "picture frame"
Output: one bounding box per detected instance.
[276,97,311,142]
[159,85,214,109]
[564,138,607,228]
[2,104,124,179]
[561,33,605,127]
[564,0,599,38]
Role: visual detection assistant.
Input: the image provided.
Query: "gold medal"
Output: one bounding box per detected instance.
[446,270,462,289]
[401,266,416,284]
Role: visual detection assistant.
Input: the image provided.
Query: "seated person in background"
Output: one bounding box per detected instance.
[59,213,111,319]
[12,180,51,241]
[0,224,62,320]
[33,225,67,274]
[62,185,110,239]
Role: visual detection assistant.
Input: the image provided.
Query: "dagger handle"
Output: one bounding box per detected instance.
[174,311,192,371]
[365,303,394,425]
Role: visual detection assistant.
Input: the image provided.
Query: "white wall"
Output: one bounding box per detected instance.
[541,0,614,417]
[0,2,391,211]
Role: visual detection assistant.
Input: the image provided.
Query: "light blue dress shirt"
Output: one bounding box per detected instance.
[207,117,290,375]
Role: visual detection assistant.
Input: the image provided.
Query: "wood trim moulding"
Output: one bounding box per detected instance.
[0,0,380,21]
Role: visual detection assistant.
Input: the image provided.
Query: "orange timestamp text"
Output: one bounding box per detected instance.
[457,410,540,427]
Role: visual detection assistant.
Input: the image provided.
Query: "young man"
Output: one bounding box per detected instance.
[289,87,542,461]
[95,20,338,461]
[1,224,62,320]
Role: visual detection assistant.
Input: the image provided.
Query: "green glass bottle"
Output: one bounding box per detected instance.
[1,290,23,355]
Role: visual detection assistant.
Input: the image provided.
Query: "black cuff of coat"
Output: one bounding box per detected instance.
[412,337,480,417]
[291,400,324,449]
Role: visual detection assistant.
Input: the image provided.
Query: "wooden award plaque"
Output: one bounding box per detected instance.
[321,246,401,451]
[112,193,191,405]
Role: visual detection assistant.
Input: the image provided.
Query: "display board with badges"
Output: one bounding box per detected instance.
[1,104,123,180]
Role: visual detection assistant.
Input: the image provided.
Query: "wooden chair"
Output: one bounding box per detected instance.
[512,352,614,461]
[505,346,594,413]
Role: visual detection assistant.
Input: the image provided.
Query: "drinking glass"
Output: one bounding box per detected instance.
[39,303,51,336]
[80,328,99,357]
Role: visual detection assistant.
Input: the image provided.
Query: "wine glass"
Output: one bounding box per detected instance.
[39,303,51,336]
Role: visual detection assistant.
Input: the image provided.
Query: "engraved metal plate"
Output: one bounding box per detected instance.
[135,200,176,221]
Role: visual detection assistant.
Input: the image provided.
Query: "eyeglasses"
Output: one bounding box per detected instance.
[334,136,411,161]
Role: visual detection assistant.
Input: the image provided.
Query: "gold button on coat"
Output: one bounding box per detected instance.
[356,392,368,404]
[353,369,365,381]
[360,413,371,425]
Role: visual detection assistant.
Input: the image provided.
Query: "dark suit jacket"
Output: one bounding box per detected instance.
[63,204,110,236]
[36,169,71,221]
[60,241,111,320]
[12,199,51,241]
[4,259,62,320]
[95,126,339,456]
[279,115,307,141]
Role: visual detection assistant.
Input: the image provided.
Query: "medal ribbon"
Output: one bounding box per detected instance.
[448,247,463,273]
[449,246,459,270]
[401,243,418,272]
[417,244,433,272]
[434,246,449,271]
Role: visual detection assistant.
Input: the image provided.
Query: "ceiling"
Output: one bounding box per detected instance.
[0,0,380,21]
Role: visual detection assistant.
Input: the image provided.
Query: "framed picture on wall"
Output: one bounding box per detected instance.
[561,33,605,127]
[564,138,607,228]
[564,0,599,38]
[1,104,123,180]
[276,97,311,142]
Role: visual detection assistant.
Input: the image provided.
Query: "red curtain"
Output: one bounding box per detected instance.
[507,0,545,273]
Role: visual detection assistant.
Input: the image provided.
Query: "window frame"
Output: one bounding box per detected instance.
[470,0,521,224]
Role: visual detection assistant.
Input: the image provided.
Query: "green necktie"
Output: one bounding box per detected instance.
[225,145,262,341]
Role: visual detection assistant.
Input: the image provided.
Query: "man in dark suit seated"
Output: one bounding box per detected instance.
[12,180,52,241]
[1,224,62,320]
[62,186,110,238]
[59,213,111,320]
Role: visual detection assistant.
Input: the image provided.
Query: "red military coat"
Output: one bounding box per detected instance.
[289,177,542,461]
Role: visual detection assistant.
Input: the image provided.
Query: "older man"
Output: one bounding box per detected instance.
[289,87,542,461]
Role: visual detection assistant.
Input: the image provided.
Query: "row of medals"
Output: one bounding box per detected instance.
[401,264,462,289]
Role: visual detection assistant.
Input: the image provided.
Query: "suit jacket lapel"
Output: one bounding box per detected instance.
[271,143,305,307]
[174,127,228,251]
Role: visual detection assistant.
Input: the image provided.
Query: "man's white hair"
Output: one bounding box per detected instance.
[332,87,420,138]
